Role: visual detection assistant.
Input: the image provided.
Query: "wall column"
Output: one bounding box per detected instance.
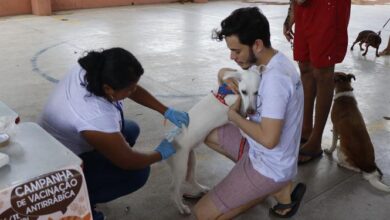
[31,0,52,16]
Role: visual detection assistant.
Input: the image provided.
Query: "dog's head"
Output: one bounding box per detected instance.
[368,33,382,47]
[223,69,261,116]
[334,72,355,93]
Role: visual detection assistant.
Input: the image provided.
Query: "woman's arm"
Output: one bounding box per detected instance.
[81,130,162,170]
[128,85,189,128]
[128,85,168,115]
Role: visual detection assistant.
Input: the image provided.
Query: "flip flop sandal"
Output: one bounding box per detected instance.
[269,183,307,218]
[298,150,323,165]
[182,191,207,200]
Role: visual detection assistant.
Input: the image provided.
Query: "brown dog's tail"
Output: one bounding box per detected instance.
[363,170,390,192]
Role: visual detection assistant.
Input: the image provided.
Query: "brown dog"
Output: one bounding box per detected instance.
[350,30,382,57]
[324,72,390,192]
[379,35,390,56]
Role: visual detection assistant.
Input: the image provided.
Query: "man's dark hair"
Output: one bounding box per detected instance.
[78,47,144,97]
[212,7,271,47]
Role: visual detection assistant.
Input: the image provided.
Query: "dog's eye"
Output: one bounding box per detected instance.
[241,90,247,95]
[254,91,258,96]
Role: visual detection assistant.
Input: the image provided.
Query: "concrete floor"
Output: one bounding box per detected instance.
[1,0,390,219]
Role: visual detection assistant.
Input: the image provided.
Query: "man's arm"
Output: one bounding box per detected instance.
[227,98,283,149]
[229,111,283,149]
[283,0,295,42]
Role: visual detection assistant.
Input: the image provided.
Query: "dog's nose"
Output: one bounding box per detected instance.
[246,108,256,115]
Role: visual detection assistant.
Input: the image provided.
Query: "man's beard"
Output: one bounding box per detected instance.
[242,50,257,70]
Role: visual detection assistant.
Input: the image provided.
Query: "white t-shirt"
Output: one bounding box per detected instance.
[246,52,304,182]
[38,65,123,155]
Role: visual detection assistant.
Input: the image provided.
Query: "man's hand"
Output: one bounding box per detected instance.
[224,78,239,94]
[283,2,295,43]
[164,108,189,128]
[228,96,242,122]
[283,21,294,42]
[218,68,240,94]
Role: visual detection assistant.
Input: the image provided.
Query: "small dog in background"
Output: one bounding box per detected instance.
[350,30,382,57]
[325,72,390,192]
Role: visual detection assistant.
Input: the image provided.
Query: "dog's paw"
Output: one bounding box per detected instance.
[178,204,191,215]
[324,148,333,155]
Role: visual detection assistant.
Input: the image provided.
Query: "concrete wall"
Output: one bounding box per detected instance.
[0,0,207,17]
[51,0,177,11]
[0,0,32,17]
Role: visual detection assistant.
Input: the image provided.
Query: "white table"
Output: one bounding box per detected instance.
[0,123,92,219]
[0,100,18,171]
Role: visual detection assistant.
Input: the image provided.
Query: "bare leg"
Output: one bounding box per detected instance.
[299,65,334,163]
[194,192,265,220]
[204,128,235,161]
[271,182,293,215]
[299,62,316,142]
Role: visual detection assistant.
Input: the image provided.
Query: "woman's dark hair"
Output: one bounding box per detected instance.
[78,47,144,97]
[212,7,271,47]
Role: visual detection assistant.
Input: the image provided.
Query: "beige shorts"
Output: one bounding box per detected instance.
[210,123,289,213]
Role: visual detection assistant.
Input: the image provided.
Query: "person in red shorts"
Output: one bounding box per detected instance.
[283,0,351,164]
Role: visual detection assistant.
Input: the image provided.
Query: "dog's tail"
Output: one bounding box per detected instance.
[363,170,390,192]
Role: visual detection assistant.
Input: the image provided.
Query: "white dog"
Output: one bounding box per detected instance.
[166,67,262,214]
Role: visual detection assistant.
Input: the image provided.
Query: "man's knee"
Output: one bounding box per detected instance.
[204,129,219,149]
[298,62,313,76]
[193,204,203,220]
[313,66,335,81]
[194,193,223,220]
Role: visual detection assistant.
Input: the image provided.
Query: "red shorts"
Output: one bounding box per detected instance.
[293,0,351,68]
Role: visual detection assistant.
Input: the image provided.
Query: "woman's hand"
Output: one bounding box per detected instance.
[164,108,189,128]
[154,139,176,160]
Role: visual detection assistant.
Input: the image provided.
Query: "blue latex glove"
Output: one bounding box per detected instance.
[154,139,176,160]
[164,108,189,128]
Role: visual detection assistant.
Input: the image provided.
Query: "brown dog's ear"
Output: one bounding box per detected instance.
[347,74,356,82]
[334,73,342,82]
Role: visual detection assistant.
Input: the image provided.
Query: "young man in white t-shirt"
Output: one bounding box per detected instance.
[194,7,306,219]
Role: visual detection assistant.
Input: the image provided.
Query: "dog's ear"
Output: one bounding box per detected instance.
[223,70,242,81]
[347,74,356,82]
[334,73,344,82]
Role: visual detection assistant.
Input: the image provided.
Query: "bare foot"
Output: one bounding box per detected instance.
[298,141,323,164]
